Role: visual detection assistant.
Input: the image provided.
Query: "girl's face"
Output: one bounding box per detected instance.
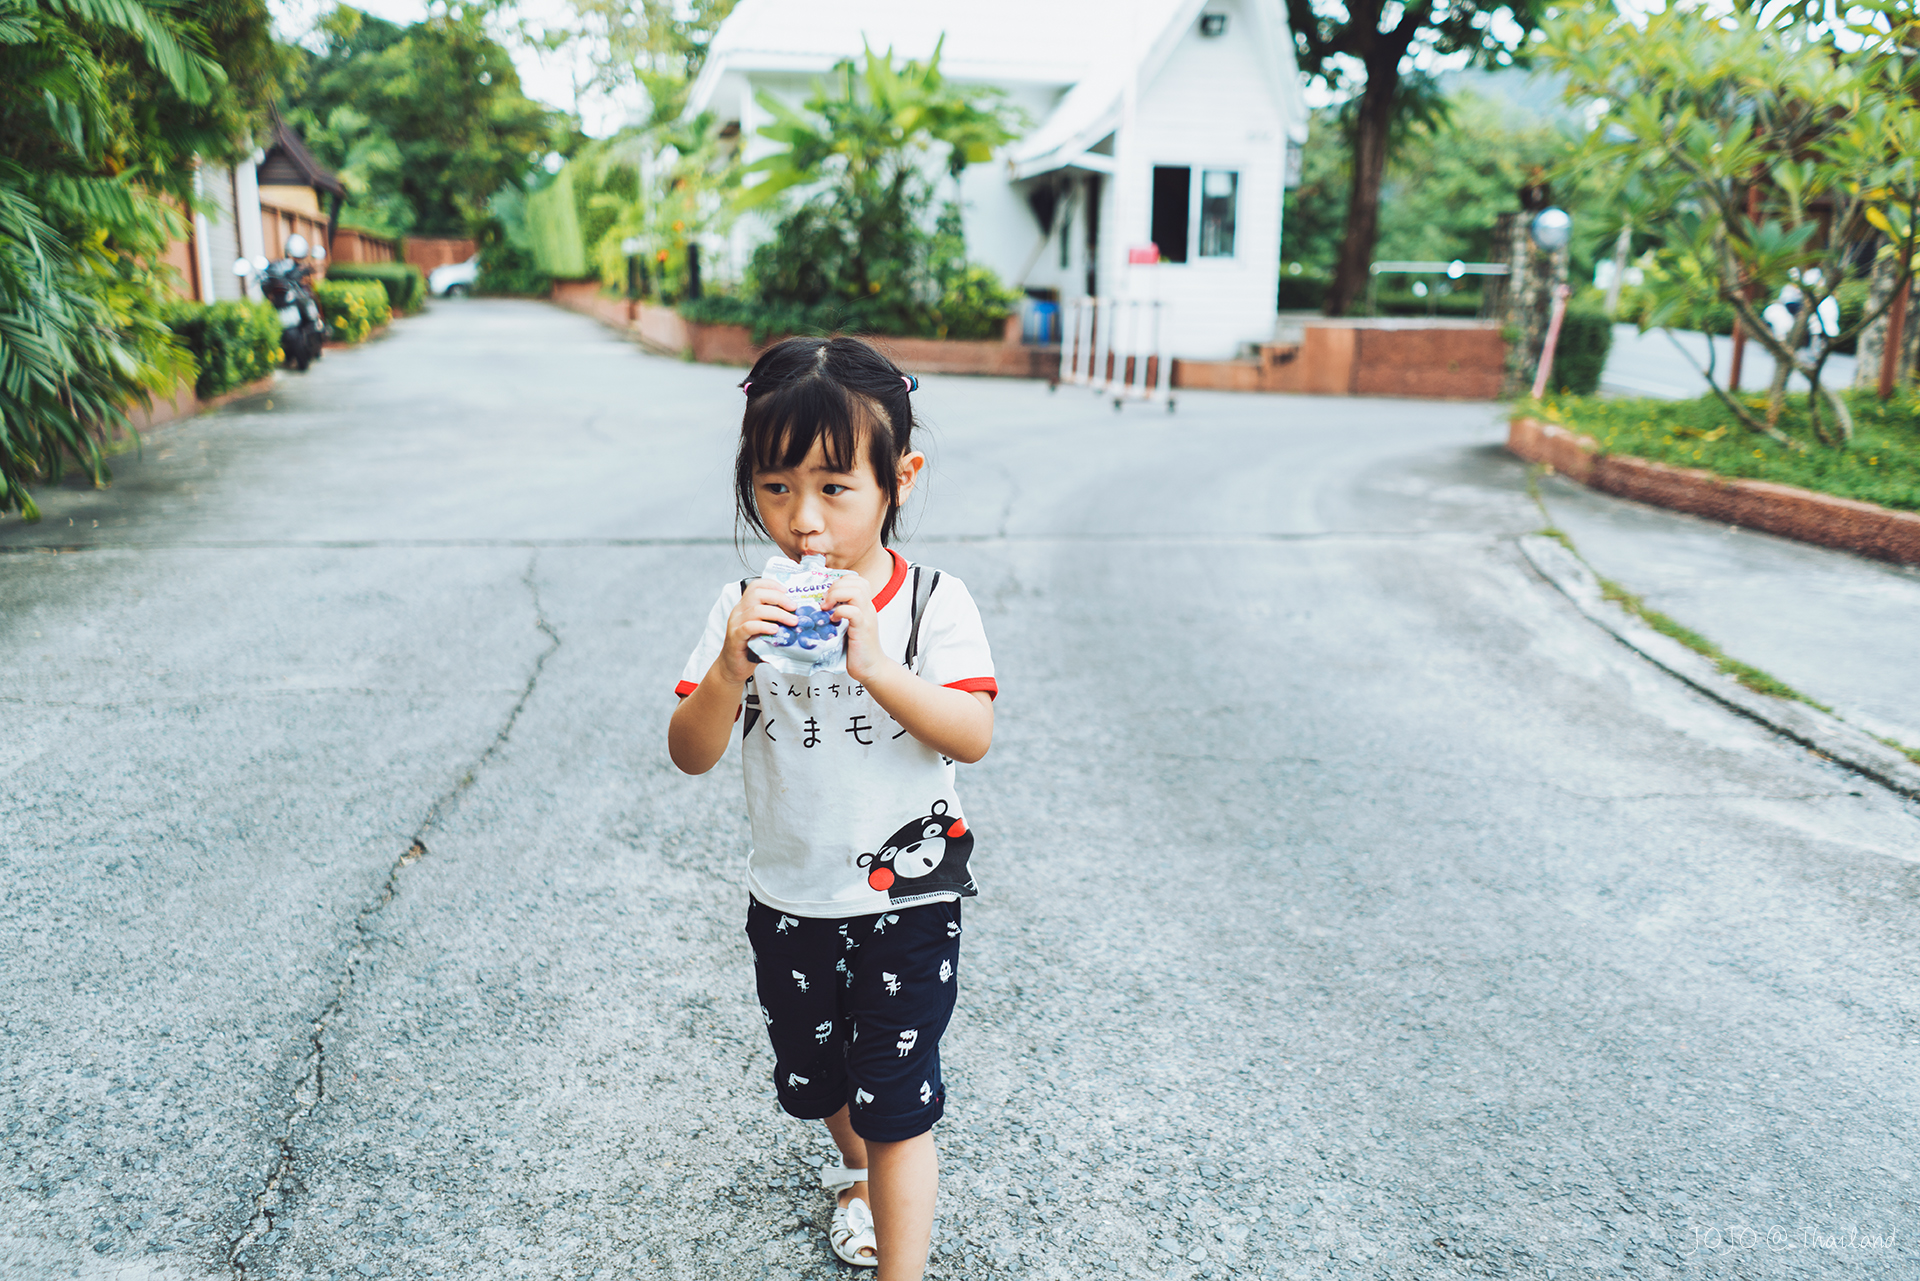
[753,434,924,570]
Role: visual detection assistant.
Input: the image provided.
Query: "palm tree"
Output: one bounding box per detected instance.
[0,0,271,518]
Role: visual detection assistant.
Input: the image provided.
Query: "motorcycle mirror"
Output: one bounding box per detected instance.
[285,233,310,260]
[232,257,252,277]
[311,244,326,262]
[253,256,268,272]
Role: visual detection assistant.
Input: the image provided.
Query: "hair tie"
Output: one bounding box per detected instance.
[740,380,752,395]
[901,374,918,392]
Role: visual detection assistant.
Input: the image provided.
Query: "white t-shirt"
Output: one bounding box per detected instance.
[676,549,998,918]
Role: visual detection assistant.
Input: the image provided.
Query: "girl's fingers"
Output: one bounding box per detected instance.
[736,599,797,625]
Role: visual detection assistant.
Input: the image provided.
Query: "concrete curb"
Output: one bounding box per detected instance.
[1518,533,1920,801]
[1509,415,1920,567]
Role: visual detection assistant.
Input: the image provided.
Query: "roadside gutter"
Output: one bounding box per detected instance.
[1519,532,1920,802]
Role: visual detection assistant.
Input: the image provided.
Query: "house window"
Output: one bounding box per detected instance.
[1199,169,1237,257]
[1150,166,1190,264]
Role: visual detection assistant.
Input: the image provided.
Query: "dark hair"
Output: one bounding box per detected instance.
[734,335,919,547]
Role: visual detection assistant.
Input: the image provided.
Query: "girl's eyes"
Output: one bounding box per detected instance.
[758,481,852,496]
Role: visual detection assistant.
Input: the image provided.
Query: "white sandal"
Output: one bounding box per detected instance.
[820,1163,878,1268]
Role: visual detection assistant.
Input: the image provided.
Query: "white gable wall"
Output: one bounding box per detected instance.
[1111,0,1284,358]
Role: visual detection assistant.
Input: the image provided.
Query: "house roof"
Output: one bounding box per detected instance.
[688,0,1309,179]
[690,0,1171,93]
[257,116,346,198]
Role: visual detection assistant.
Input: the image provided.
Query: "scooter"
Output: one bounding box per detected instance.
[233,233,327,371]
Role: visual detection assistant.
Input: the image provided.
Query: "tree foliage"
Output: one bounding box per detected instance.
[1284,0,1546,315]
[1,0,279,518]
[1540,0,1920,446]
[540,0,737,127]
[279,5,558,237]
[1286,87,1600,280]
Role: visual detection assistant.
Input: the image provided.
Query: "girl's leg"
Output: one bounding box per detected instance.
[823,1106,876,1264]
[866,1130,938,1281]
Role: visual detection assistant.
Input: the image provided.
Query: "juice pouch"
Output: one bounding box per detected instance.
[746,554,851,675]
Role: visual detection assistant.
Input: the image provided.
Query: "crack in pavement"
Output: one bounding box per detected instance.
[222,556,561,1279]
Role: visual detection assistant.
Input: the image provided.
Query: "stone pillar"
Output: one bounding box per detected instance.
[1854,251,1898,391]
[1503,220,1567,397]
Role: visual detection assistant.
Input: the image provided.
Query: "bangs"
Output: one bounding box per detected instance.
[742,377,877,477]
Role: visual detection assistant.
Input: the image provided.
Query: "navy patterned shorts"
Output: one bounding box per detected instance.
[745,895,962,1143]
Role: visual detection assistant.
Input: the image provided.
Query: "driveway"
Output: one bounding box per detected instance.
[3,300,1916,1280]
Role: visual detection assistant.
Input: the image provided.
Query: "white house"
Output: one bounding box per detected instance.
[686,0,1310,359]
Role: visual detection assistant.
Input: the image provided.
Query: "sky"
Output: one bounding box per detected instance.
[268,0,649,135]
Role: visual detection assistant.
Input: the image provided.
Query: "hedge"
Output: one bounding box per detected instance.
[675,289,1016,345]
[314,278,392,345]
[325,262,426,316]
[1547,305,1612,396]
[165,300,282,398]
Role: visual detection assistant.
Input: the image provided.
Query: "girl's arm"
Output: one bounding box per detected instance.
[862,668,995,764]
[825,574,995,764]
[668,582,798,775]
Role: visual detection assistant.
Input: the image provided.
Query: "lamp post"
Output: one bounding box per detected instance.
[1528,208,1573,400]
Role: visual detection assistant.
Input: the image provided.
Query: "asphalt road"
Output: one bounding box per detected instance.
[3,300,1917,1281]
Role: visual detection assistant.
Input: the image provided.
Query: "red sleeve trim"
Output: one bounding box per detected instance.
[674,679,699,698]
[944,677,998,699]
[871,547,912,611]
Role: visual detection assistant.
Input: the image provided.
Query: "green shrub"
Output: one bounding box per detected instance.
[934,264,1020,340]
[474,238,552,298]
[1547,304,1612,395]
[326,262,426,315]
[1374,289,1485,318]
[1277,271,1329,310]
[166,300,283,398]
[314,278,391,344]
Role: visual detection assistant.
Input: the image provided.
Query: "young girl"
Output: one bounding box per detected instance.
[668,336,997,1279]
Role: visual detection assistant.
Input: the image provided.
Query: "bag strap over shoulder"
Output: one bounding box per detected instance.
[904,563,942,672]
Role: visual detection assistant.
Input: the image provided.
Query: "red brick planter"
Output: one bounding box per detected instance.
[551,284,1061,379]
[1509,415,1920,566]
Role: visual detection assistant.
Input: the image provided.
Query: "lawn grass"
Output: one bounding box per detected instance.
[1524,386,1920,513]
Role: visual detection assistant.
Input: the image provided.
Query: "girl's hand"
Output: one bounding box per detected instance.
[822,573,892,685]
[719,579,797,684]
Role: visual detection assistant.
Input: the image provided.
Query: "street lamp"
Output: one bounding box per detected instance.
[1528,208,1574,399]
[1529,207,1573,253]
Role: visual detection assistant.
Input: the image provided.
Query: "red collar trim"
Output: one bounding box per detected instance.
[872,548,910,611]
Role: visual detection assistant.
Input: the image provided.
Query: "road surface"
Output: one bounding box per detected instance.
[3,300,1916,1280]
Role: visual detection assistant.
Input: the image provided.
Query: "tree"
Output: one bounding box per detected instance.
[541,0,737,128]
[1540,1,1920,445]
[1,0,280,518]
[1284,0,1546,315]
[280,5,557,237]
